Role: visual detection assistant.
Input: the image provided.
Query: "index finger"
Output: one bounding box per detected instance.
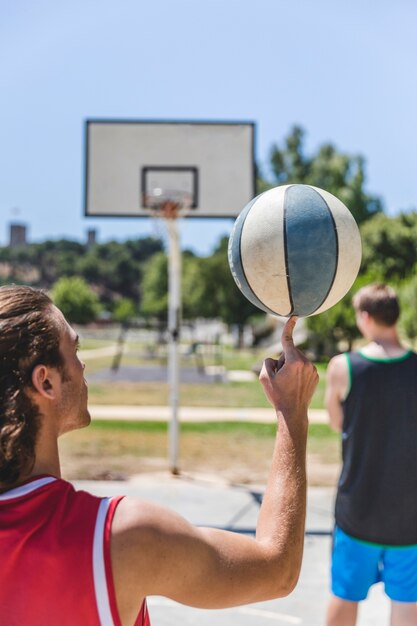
[281,316,298,354]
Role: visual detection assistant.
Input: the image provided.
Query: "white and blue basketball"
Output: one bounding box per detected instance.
[228,184,362,317]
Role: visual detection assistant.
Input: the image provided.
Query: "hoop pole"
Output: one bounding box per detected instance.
[166,218,181,474]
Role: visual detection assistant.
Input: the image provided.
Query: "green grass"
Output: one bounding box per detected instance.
[87,374,326,410]
[310,362,326,409]
[79,339,115,350]
[88,419,337,438]
[221,347,266,371]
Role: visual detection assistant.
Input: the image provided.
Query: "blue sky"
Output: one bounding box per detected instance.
[1,0,416,255]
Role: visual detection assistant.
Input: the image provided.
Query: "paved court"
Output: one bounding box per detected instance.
[74,474,390,625]
[88,365,223,384]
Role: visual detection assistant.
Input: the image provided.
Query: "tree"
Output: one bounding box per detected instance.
[140,252,168,321]
[398,274,417,343]
[188,238,260,346]
[113,298,137,324]
[32,240,85,286]
[360,212,417,282]
[306,211,417,351]
[181,253,208,320]
[262,126,383,224]
[77,241,141,302]
[140,242,260,346]
[76,238,163,305]
[51,277,100,324]
[305,270,387,359]
[0,236,164,312]
[306,289,359,359]
[124,237,164,263]
[305,211,417,357]
[140,250,210,322]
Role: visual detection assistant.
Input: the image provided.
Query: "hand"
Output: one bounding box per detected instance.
[259,317,319,419]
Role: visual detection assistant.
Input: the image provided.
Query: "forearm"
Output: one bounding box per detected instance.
[255,411,308,595]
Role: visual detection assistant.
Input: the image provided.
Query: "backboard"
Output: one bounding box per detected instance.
[84,120,255,218]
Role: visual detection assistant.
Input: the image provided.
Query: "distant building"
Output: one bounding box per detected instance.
[9,223,27,247]
[87,228,97,248]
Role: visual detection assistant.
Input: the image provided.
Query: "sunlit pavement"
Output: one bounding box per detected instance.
[89,405,328,423]
[73,475,389,625]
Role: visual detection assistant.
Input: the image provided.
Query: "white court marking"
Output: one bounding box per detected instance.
[147,598,302,624]
[238,606,301,623]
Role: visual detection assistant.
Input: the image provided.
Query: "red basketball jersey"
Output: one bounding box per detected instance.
[0,475,150,626]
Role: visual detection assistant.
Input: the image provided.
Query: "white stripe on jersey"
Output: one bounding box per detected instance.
[93,497,115,626]
[0,476,56,501]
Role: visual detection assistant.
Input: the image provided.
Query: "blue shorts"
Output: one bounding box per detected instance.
[331,527,417,603]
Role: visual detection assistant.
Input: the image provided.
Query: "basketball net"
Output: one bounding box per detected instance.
[144,189,191,244]
[144,189,192,221]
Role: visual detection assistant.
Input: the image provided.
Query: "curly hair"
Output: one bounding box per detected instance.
[0,286,64,486]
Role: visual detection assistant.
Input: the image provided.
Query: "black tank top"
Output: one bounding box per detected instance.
[335,350,417,545]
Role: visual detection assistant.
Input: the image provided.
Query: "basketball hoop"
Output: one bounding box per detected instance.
[143,189,193,220]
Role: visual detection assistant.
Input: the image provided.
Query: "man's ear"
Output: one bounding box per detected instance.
[31,365,58,400]
[356,310,369,324]
[360,311,372,324]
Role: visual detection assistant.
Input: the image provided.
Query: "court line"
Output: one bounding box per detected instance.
[147,598,302,623]
[237,606,302,623]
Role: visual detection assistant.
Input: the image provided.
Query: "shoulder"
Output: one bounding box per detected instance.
[111,496,171,539]
[110,496,198,557]
[326,354,351,401]
[109,496,206,599]
[327,353,349,383]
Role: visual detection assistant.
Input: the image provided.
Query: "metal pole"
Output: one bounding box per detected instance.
[166,218,181,474]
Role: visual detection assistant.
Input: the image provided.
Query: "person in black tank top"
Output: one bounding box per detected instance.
[325,284,417,626]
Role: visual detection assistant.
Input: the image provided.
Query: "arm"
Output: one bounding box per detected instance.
[111,318,318,617]
[325,354,349,432]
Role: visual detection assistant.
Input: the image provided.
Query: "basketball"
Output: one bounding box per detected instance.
[228,184,362,317]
